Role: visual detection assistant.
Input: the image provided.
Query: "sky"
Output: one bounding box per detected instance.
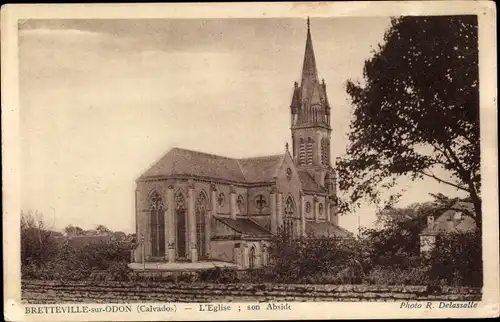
[19,17,467,234]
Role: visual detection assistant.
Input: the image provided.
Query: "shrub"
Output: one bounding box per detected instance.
[265,232,364,283]
[29,261,92,281]
[427,231,482,287]
[71,241,131,270]
[198,267,240,283]
[240,268,276,284]
[107,261,132,281]
[363,266,431,285]
[127,271,177,283]
[297,267,364,285]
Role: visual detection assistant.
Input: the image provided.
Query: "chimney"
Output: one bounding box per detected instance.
[427,216,434,230]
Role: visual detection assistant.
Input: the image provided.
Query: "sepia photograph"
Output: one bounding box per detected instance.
[2,2,498,321]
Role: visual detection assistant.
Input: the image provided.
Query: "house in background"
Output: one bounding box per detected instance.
[419,201,477,255]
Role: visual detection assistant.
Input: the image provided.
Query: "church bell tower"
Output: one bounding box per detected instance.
[290,18,335,194]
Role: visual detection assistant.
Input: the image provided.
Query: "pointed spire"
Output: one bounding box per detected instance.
[301,17,319,100]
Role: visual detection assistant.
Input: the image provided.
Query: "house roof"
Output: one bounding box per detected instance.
[298,170,326,193]
[138,147,286,184]
[420,202,477,235]
[306,221,354,238]
[66,235,112,247]
[215,217,272,237]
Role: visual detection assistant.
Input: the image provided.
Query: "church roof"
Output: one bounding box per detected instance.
[215,217,272,237]
[139,148,246,182]
[138,147,285,184]
[298,170,326,193]
[306,221,354,238]
[238,155,285,183]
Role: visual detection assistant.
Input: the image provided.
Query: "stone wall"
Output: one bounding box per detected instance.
[21,280,481,304]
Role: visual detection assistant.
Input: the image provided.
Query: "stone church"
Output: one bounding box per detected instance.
[132,19,353,269]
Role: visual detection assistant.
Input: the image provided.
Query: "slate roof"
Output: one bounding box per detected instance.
[238,155,285,183]
[139,148,246,182]
[298,170,326,193]
[140,148,327,195]
[139,148,286,183]
[215,217,272,237]
[306,221,354,238]
[420,202,477,235]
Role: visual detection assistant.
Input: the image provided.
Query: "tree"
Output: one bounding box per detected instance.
[360,202,436,268]
[20,211,60,266]
[428,230,482,286]
[95,224,112,236]
[64,225,83,236]
[338,16,481,232]
[112,231,127,241]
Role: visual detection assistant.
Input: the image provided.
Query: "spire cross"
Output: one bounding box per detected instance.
[307,17,310,30]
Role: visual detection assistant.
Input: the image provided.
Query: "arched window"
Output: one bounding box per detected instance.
[321,138,330,165]
[326,140,330,164]
[237,195,245,213]
[284,196,296,238]
[306,138,314,165]
[299,138,306,165]
[321,138,326,164]
[217,192,225,206]
[195,192,208,259]
[249,246,256,269]
[175,192,187,259]
[325,173,330,192]
[149,191,165,258]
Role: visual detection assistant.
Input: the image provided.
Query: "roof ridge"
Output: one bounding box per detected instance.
[237,153,285,161]
[172,147,238,161]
